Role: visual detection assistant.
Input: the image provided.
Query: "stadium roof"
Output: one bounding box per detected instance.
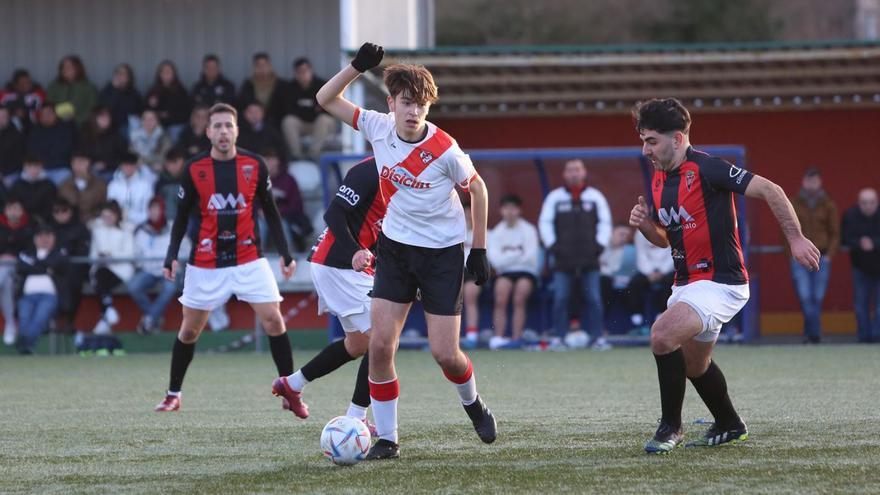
[357,40,880,118]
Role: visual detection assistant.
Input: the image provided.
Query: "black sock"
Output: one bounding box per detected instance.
[689,360,740,429]
[351,353,371,408]
[654,349,686,430]
[301,339,355,382]
[268,333,294,376]
[169,338,196,393]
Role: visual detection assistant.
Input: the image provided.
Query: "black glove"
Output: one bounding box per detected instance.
[351,42,384,72]
[466,248,490,286]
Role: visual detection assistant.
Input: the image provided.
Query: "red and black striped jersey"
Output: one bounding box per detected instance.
[164,148,292,269]
[651,147,753,286]
[308,157,387,274]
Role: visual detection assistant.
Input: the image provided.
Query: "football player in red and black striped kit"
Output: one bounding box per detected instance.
[154,103,297,412]
[630,98,820,452]
[271,157,387,429]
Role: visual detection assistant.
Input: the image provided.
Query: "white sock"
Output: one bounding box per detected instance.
[445,360,478,405]
[369,378,399,443]
[286,370,308,392]
[346,403,368,421]
[167,390,181,397]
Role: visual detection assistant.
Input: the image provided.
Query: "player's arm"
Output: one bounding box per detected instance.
[630,196,669,248]
[256,160,296,278]
[316,43,384,128]
[163,166,196,280]
[745,174,820,270]
[465,175,491,285]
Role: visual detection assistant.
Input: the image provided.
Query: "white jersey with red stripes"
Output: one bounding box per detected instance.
[353,108,477,248]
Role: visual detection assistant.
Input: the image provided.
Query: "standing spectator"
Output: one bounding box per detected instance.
[191,54,236,107]
[238,52,283,123]
[46,55,98,126]
[259,149,307,252]
[154,149,186,220]
[10,156,57,223]
[14,226,67,354]
[80,106,128,178]
[173,105,211,158]
[0,69,46,130]
[145,61,191,141]
[49,198,91,335]
[631,230,674,331]
[128,197,179,334]
[89,201,134,336]
[842,188,880,343]
[129,109,170,171]
[461,201,482,349]
[98,63,144,135]
[788,167,839,344]
[238,102,288,162]
[0,104,26,182]
[539,159,612,349]
[278,57,336,160]
[486,194,539,349]
[1,197,33,345]
[57,149,108,223]
[26,104,78,184]
[599,225,642,332]
[107,153,156,226]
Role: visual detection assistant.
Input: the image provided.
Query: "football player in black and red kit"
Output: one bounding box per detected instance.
[271,157,387,430]
[630,98,820,452]
[154,103,297,412]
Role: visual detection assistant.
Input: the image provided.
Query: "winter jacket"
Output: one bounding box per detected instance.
[98,84,144,130]
[133,221,173,276]
[89,222,134,281]
[46,79,98,125]
[173,126,211,159]
[16,245,67,296]
[80,126,129,172]
[146,85,191,128]
[789,189,840,258]
[635,230,674,276]
[26,121,78,169]
[0,122,26,176]
[57,174,108,223]
[487,219,540,276]
[238,122,288,162]
[154,172,182,220]
[0,213,33,256]
[106,166,156,226]
[538,185,611,272]
[129,125,170,169]
[0,85,46,126]
[238,76,283,125]
[600,244,638,289]
[10,173,57,222]
[277,77,326,123]
[842,205,880,276]
[191,75,236,107]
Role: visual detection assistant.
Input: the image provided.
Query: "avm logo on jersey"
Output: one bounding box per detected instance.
[207,193,247,213]
[658,206,695,227]
[380,166,430,189]
[336,185,360,206]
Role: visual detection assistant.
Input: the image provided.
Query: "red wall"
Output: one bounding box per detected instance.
[435,109,880,315]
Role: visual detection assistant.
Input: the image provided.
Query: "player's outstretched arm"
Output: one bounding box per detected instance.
[316,42,384,128]
[630,195,669,248]
[465,176,491,285]
[745,175,820,271]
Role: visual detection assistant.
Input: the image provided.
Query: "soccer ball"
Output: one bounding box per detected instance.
[320,416,371,465]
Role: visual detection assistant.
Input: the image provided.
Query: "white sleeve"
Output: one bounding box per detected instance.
[444,140,477,188]
[521,222,540,275]
[592,189,613,248]
[352,107,393,143]
[635,232,652,275]
[538,190,559,248]
[486,225,504,269]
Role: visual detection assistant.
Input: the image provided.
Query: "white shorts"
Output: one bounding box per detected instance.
[310,263,373,333]
[179,258,282,311]
[667,280,750,343]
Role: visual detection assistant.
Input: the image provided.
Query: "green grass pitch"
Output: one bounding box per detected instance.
[2,345,879,494]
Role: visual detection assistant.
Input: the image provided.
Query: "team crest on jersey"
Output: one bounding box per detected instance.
[419,150,434,164]
[242,164,254,182]
[685,170,695,191]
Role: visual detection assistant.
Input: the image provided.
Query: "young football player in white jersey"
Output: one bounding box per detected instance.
[316,42,496,460]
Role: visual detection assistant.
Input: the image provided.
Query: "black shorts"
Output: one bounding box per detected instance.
[497,271,538,286]
[372,233,464,316]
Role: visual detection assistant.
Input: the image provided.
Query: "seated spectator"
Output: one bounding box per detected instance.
[129,109,170,171]
[128,198,179,334]
[191,54,236,107]
[173,105,211,158]
[461,201,481,348]
[145,60,191,141]
[48,198,90,335]
[238,52,283,124]
[599,224,643,331]
[1,196,34,345]
[88,201,134,337]
[486,194,540,349]
[46,55,98,126]
[0,104,26,182]
[842,188,880,343]
[631,230,675,329]
[259,149,309,252]
[154,149,186,219]
[26,104,77,184]
[80,106,128,179]
[57,149,107,223]
[238,102,288,162]
[98,63,143,135]
[0,69,46,131]
[10,156,57,223]
[278,57,336,160]
[14,225,67,354]
[107,153,156,226]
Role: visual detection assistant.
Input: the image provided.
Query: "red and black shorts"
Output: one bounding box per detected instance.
[371,233,464,316]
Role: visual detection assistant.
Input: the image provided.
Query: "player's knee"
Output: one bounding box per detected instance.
[430,348,459,370]
[369,337,395,362]
[177,328,200,344]
[344,334,370,357]
[650,326,677,354]
[261,315,286,336]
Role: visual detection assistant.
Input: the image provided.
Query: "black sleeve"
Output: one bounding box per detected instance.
[700,157,754,195]
[257,159,294,266]
[164,164,197,269]
[331,161,378,212]
[323,202,360,262]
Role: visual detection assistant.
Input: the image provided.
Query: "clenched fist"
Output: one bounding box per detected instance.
[352,249,373,272]
[629,195,652,229]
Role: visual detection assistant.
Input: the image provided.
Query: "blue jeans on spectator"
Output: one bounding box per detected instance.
[852,267,880,343]
[791,257,831,339]
[16,293,58,353]
[127,272,179,321]
[552,270,603,341]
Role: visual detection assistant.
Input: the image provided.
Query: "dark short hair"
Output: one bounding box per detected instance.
[208,102,237,122]
[293,57,311,69]
[164,148,185,162]
[804,166,821,178]
[53,198,73,210]
[100,200,123,225]
[203,54,220,64]
[12,68,31,83]
[4,195,23,207]
[119,152,139,165]
[71,148,92,160]
[632,98,691,135]
[253,52,270,62]
[34,223,55,236]
[23,154,43,166]
[500,194,522,207]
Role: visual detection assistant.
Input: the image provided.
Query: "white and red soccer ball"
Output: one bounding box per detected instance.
[320,416,371,466]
